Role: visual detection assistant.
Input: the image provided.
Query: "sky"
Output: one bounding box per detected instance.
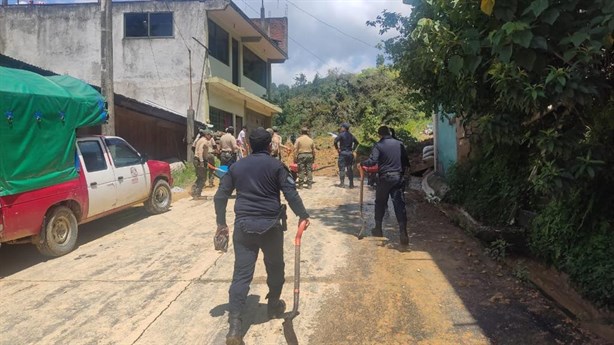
[234,0,411,85]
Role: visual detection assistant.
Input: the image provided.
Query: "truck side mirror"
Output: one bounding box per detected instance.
[140,154,149,164]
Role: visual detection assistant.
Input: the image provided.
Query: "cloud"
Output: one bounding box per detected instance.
[235,0,411,85]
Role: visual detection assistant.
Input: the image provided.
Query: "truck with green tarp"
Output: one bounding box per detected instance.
[0,66,173,256]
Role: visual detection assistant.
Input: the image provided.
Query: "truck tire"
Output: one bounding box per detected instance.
[36,206,78,257]
[145,179,172,214]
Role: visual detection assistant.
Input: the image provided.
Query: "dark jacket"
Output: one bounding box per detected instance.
[334,131,359,152]
[362,135,409,175]
[214,151,309,231]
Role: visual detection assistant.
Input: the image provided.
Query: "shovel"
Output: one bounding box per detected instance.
[357,163,366,239]
[283,219,309,345]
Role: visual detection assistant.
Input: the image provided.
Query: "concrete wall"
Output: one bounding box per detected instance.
[209,89,244,116]
[0,2,208,117]
[210,56,232,82]
[241,75,266,98]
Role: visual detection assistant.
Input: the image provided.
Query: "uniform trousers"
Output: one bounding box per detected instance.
[229,225,285,315]
[338,151,354,185]
[374,173,407,225]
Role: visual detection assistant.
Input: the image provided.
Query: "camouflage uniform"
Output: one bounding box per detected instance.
[294,132,315,188]
[191,136,208,197]
[203,133,217,187]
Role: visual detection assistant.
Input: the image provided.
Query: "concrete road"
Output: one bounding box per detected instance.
[0,177,600,345]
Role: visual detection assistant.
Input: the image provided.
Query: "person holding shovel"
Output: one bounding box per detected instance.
[214,127,310,345]
[362,125,410,245]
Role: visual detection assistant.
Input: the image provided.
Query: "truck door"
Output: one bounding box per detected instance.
[103,137,149,206]
[77,139,117,217]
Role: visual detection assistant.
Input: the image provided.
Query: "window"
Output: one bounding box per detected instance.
[208,19,229,65]
[243,47,267,88]
[105,138,142,167]
[209,107,233,132]
[125,12,173,38]
[78,141,108,172]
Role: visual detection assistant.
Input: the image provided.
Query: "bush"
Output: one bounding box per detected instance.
[531,196,614,307]
[446,145,530,225]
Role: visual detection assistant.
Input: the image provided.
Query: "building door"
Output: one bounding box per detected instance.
[232,39,239,86]
[235,115,243,131]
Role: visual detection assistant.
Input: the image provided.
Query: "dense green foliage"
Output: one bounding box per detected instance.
[269,67,429,147]
[370,0,614,307]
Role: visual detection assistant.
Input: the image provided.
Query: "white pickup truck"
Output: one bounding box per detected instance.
[0,135,173,256]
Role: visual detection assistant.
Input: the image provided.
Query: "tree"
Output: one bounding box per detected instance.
[369,0,614,307]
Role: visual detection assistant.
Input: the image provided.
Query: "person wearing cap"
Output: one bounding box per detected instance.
[293,127,316,189]
[191,128,209,198]
[219,126,239,167]
[203,130,218,188]
[334,122,360,188]
[214,127,310,345]
[361,125,410,245]
[237,125,249,159]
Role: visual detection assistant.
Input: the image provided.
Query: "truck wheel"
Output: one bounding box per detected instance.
[145,179,172,214]
[36,206,78,257]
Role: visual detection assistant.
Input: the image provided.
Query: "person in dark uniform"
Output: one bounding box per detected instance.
[334,123,359,188]
[214,127,311,345]
[362,125,410,245]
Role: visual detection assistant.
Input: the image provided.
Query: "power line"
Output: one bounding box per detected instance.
[240,0,327,64]
[285,0,377,49]
[289,36,326,64]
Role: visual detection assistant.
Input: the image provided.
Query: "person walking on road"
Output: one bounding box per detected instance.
[214,127,310,345]
[334,123,359,188]
[191,129,209,198]
[220,126,239,167]
[203,130,217,188]
[237,125,248,159]
[294,127,316,189]
[361,125,410,245]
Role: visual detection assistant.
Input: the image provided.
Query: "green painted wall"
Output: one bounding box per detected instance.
[436,112,457,175]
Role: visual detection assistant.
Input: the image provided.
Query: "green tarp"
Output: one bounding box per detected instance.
[0,66,107,196]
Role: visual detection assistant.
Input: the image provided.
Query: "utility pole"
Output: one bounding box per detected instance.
[187,49,195,162]
[100,0,115,135]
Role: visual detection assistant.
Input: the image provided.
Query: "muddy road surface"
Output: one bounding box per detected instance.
[0,177,604,345]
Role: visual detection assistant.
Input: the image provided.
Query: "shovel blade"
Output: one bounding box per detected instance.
[282,318,299,345]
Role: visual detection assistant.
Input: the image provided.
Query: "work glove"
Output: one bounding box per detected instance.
[214,224,229,252]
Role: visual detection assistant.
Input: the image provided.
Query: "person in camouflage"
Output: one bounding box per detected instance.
[191,129,208,198]
[293,127,316,189]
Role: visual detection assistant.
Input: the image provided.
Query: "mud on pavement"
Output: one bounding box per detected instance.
[0,176,608,345]
[309,178,607,345]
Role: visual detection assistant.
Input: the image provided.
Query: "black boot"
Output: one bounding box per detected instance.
[348,180,355,189]
[267,298,286,319]
[399,222,409,245]
[372,222,383,237]
[226,314,243,345]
